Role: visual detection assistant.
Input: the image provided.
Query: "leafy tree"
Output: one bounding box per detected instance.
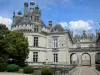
[0,24,10,62]
[5,31,29,66]
[0,24,29,66]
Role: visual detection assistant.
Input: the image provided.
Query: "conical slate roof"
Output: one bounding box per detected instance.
[51,23,65,32]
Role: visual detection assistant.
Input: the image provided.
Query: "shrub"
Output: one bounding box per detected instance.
[23,66,34,74]
[41,67,52,75]
[6,64,19,72]
[0,63,8,72]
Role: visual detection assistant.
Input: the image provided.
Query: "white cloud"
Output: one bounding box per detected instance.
[69,20,93,30]
[60,22,68,29]
[0,16,12,27]
[87,20,94,24]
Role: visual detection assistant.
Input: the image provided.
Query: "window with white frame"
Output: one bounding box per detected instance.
[34,25,38,32]
[54,53,58,62]
[34,37,38,47]
[33,52,38,62]
[53,38,58,48]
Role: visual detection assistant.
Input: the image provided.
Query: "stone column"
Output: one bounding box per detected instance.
[78,53,82,66]
[90,52,96,67]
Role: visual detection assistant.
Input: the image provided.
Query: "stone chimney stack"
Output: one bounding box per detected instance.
[48,21,52,29]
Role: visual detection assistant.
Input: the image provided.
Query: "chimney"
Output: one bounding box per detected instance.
[48,21,52,29]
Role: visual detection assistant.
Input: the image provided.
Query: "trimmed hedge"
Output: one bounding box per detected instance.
[41,67,52,75]
[0,63,7,72]
[6,64,19,72]
[23,66,34,74]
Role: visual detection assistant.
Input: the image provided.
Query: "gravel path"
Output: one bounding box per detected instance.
[79,66,97,75]
[71,67,80,75]
[0,72,30,75]
[71,66,97,75]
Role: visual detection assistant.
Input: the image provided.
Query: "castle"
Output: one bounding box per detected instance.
[11,1,100,66]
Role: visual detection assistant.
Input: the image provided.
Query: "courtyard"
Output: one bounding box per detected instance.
[72,66,97,75]
[0,66,99,75]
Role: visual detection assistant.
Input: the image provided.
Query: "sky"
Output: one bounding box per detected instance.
[0,0,100,34]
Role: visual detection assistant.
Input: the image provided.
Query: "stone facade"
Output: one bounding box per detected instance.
[11,1,100,66]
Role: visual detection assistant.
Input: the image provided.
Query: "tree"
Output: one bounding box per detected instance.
[0,24,29,67]
[5,31,29,66]
[0,24,10,62]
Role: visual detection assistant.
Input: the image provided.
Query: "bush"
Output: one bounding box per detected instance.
[23,66,34,74]
[6,64,19,72]
[41,67,52,75]
[0,63,8,72]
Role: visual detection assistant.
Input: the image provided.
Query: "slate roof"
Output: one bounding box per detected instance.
[51,23,65,32]
[14,12,46,27]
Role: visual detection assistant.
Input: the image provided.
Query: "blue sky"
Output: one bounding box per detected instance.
[0,0,100,33]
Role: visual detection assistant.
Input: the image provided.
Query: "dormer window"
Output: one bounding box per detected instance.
[35,16,39,22]
[34,25,38,32]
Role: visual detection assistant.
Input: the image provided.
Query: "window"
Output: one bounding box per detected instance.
[33,52,38,62]
[62,44,63,46]
[34,37,38,47]
[35,16,39,22]
[30,16,32,20]
[54,53,58,62]
[53,38,58,48]
[34,25,38,32]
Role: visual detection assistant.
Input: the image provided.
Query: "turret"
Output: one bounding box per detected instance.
[34,5,41,22]
[24,2,28,16]
[30,1,35,13]
[35,5,41,14]
[13,10,15,17]
[13,10,15,25]
[18,11,22,16]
